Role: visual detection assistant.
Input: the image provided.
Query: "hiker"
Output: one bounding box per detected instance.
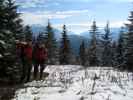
[16,40,26,64]
[24,40,32,82]
[33,43,48,79]
[16,40,27,82]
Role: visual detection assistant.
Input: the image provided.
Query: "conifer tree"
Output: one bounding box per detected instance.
[116,27,126,67]
[0,0,6,56]
[124,11,133,71]
[101,21,112,66]
[45,20,58,64]
[0,0,6,31]
[36,32,45,43]
[4,0,23,40]
[88,21,99,66]
[79,40,86,67]
[24,25,32,41]
[59,25,71,64]
[0,0,23,83]
[111,41,117,67]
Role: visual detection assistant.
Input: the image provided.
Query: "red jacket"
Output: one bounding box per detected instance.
[34,47,47,62]
[24,45,32,61]
[16,43,25,59]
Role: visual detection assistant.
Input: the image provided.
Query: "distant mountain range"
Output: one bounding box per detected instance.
[31,25,127,55]
[31,25,88,55]
[80,28,126,41]
[68,35,89,55]
[31,25,75,40]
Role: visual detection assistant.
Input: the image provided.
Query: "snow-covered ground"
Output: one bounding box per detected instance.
[12,65,133,100]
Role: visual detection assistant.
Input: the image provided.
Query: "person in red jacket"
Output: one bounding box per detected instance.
[24,41,32,82]
[16,40,27,82]
[33,43,48,79]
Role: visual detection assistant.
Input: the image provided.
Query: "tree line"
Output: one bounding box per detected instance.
[0,0,133,84]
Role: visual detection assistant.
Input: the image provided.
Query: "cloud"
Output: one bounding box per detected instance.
[65,21,127,28]
[19,2,36,8]
[16,0,46,8]
[16,0,132,9]
[20,11,73,25]
[21,9,127,33]
[21,12,46,25]
[56,10,90,15]
[17,0,130,33]
[20,9,91,25]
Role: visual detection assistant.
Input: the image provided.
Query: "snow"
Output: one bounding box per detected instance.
[0,40,5,45]
[0,54,3,58]
[12,65,133,100]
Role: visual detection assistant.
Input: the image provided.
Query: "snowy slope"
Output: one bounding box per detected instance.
[12,65,133,100]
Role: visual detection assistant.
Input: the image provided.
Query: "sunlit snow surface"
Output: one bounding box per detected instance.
[12,65,133,100]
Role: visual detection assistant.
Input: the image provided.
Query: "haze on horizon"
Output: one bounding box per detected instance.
[16,0,133,34]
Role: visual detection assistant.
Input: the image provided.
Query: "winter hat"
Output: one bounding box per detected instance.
[21,41,27,45]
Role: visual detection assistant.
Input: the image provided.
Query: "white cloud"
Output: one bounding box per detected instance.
[21,11,73,25]
[56,10,90,15]
[19,2,36,8]
[21,12,46,25]
[53,2,60,6]
[20,10,92,25]
[21,11,127,33]
[16,0,46,8]
[20,9,128,33]
[63,21,126,29]
[109,21,128,27]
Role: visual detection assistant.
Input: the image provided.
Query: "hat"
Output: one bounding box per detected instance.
[21,41,27,45]
[41,44,45,48]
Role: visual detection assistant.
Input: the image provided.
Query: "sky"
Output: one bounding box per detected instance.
[16,0,133,34]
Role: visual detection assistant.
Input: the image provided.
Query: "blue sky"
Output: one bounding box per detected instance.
[16,0,133,34]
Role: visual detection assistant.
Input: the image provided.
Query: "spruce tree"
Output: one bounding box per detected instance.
[79,40,86,67]
[4,0,23,40]
[0,0,6,56]
[116,27,126,67]
[101,21,112,66]
[36,32,45,43]
[0,0,23,83]
[0,0,6,31]
[59,25,71,64]
[88,21,99,66]
[24,25,32,41]
[45,20,58,64]
[124,11,133,71]
[111,41,117,67]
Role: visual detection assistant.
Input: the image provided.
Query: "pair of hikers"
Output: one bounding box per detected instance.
[16,40,48,82]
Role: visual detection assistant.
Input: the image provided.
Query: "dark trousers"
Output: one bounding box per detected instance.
[20,57,26,82]
[34,60,45,79]
[26,60,32,82]
[20,58,32,82]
